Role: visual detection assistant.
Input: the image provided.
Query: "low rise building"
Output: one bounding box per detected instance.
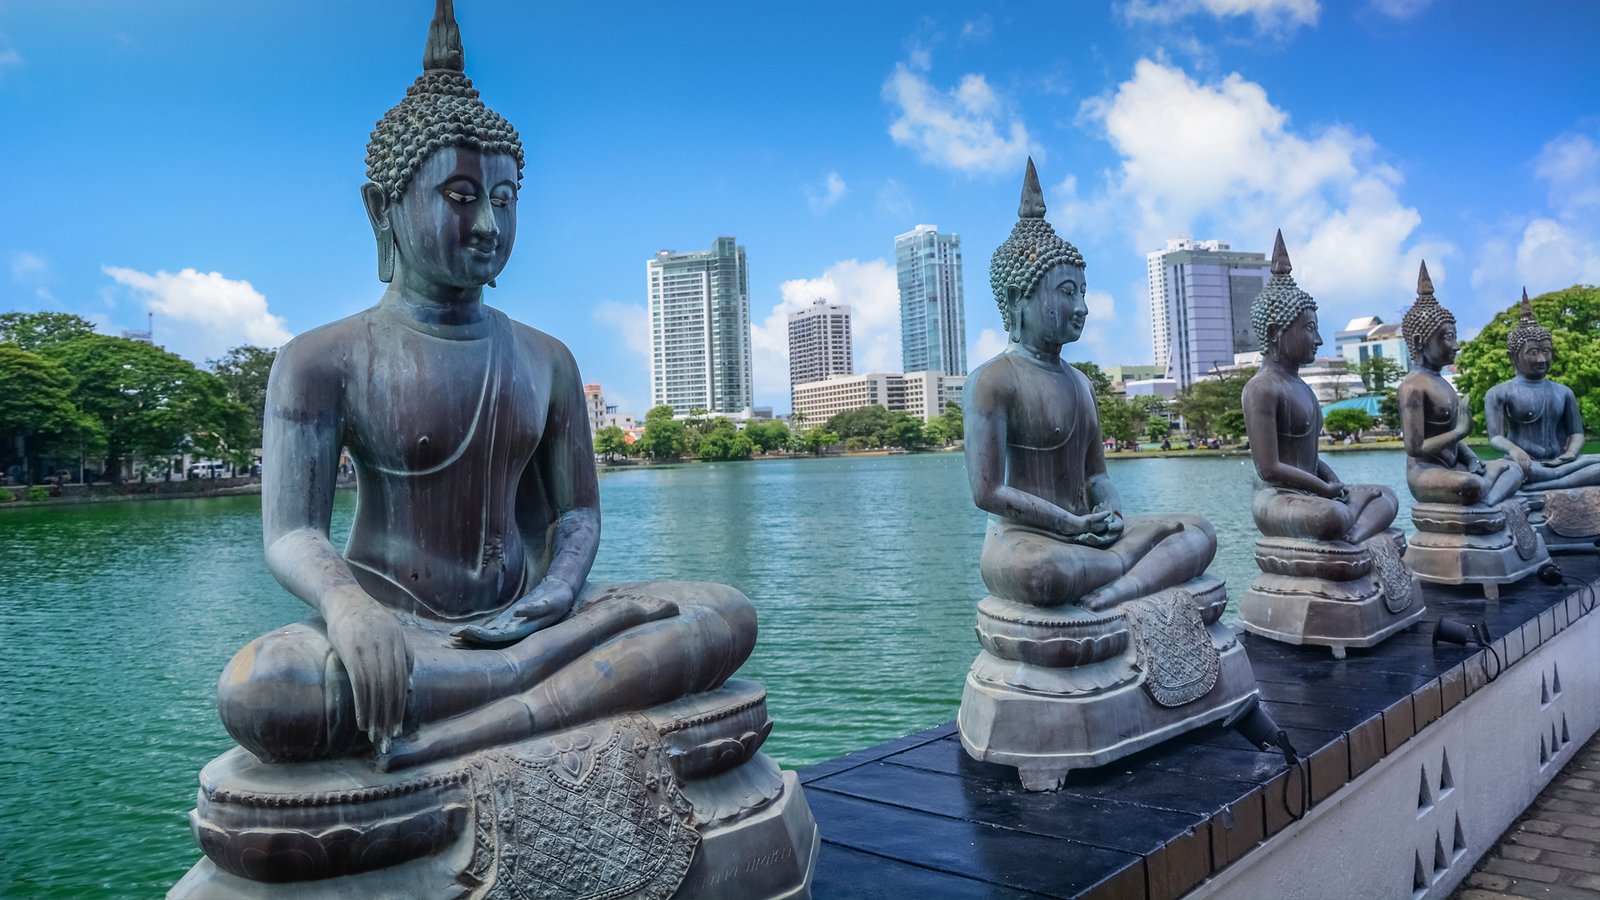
[791,370,964,424]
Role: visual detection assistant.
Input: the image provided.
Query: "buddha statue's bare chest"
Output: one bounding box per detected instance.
[342,332,545,478]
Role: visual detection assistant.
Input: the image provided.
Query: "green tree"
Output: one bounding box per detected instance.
[1069,361,1114,399]
[209,345,278,452]
[1171,368,1253,439]
[696,418,754,461]
[744,420,790,454]
[0,311,97,351]
[39,334,251,481]
[1215,408,1247,442]
[0,343,100,484]
[935,402,964,444]
[826,405,895,447]
[884,411,926,449]
[1324,408,1374,439]
[1378,390,1401,432]
[637,405,688,460]
[1456,285,1600,433]
[1147,419,1171,442]
[593,425,629,462]
[1355,355,1406,393]
[802,428,839,456]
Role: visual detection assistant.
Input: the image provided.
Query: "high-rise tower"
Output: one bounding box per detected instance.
[1147,237,1270,388]
[788,299,853,409]
[896,224,967,376]
[647,237,754,415]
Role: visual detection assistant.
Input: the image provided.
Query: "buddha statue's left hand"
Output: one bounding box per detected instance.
[452,578,576,647]
[1076,506,1124,548]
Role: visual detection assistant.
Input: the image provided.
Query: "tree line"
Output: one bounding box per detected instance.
[596,402,967,462]
[0,311,277,485]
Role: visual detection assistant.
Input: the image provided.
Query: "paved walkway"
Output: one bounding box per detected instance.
[1456,732,1600,899]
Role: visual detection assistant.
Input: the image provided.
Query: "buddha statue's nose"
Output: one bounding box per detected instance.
[471,201,499,241]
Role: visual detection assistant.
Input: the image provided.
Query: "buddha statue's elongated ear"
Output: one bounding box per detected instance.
[1006,285,1026,342]
[361,182,396,283]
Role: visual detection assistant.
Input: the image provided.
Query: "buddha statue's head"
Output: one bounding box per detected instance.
[989,158,1088,347]
[362,0,525,290]
[1250,231,1321,367]
[1506,288,1553,379]
[1402,261,1458,370]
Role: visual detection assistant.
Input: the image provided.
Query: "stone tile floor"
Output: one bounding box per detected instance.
[1455,732,1600,899]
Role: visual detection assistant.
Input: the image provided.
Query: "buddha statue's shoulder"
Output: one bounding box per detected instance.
[966,354,1025,408]
[268,311,379,390]
[496,309,581,383]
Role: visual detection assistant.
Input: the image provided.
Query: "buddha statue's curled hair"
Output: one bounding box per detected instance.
[1249,231,1317,351]
[990,158,1085,332]
[365,0,525,204]
[1506,289,1551,361]
[1401,261,1455,363]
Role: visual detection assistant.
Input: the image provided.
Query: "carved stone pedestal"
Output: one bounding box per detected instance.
[958,576,1259,792]
[1239,528,1425,658]
[170,680,816,900]
[1522,488,1600,555]
[1408,501,1551,600]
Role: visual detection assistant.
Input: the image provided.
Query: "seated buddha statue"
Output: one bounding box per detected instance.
[174,4,814,896]
[957,159,1256,791]
[1237,233,1421,655]
[1398,263,1549,596]
[1485,290,1600,551]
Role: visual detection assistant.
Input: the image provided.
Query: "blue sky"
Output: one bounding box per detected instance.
[2,0,1597,416]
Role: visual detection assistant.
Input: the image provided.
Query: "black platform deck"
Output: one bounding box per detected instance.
[801,555,1600,900]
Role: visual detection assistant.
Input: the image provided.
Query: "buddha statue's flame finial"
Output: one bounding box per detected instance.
[1417,260,1434,298]
[1018,157,1047,220]
[1250,229,1315,351]
[1507,286,1551,360]
[423,0,465,72]
[1270,229,1291,277]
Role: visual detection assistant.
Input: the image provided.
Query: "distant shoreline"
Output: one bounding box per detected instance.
[0,478,356,511]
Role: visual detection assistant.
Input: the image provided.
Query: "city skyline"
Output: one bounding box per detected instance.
[2,1,1597,418]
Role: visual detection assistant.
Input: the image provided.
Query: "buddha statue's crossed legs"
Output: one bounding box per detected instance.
[979,514,1217,611]
[1408,458,1524,507]
[1252,483,1399,545]
[218,583,755,768]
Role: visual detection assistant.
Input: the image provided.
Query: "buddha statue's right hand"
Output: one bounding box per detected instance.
[323,589,415,753]
[1053,508,1113,540]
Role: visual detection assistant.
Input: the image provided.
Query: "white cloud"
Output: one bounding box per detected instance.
[1121,0,1318,31]
[750,259,899,409]
[1368,0,1433,19]
[971,328,1007,363]
[0,34,21,79]
[592,300,650,356]
[959,16,994,43]
[101,266,293,363]
[883,53,1035,176]
[8,250,46,282]
[1072,59,1443,333]
[1472,130,1600,303]
[805,171,848,214]
[1534,133,1600,215]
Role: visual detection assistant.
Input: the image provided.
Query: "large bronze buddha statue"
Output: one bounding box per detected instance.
[1237,233,1423,656]
[1398,263,1550,599]
[956,159,1257,792]
[172,4,815,896]
[1485,291,1600,552]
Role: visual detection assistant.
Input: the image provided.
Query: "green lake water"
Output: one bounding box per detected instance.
[0,450,1415,897]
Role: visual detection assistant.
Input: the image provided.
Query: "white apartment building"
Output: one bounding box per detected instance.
[1147,237,1270,388]
[896,225,967,376]
[791,370,964,425]
[647,237,754,416]
[1336,316,1409,371]
[788,299,853,409]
